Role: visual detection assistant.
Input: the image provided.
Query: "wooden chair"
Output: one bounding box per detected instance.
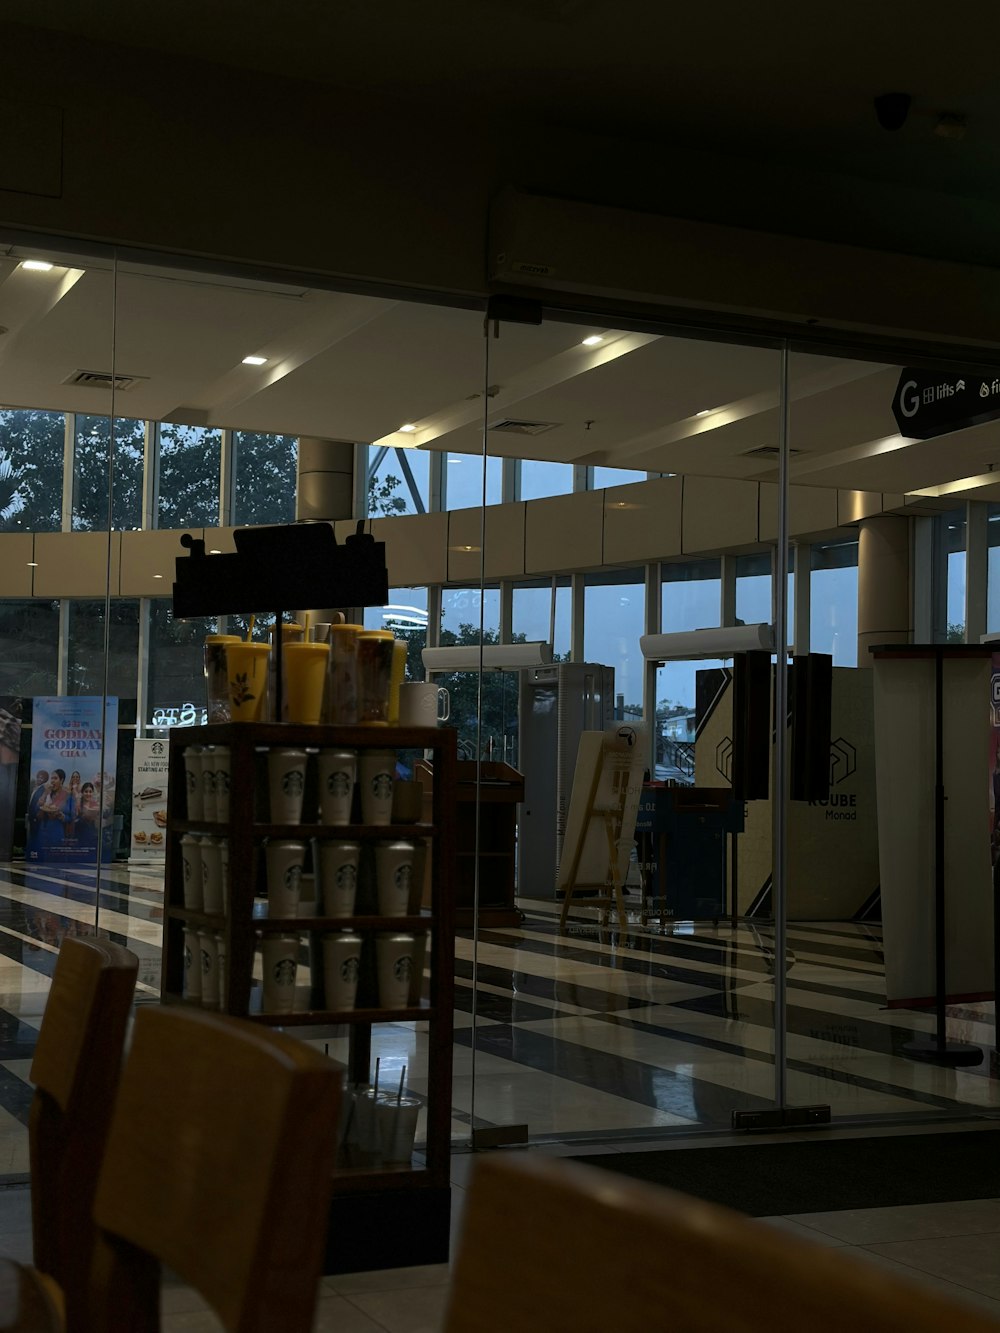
[444,1154,1000,1333]
[29,936,139,1332]
[87,1005,343,1333]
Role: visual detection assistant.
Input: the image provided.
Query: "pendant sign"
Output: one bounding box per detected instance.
[891,367,1000,440]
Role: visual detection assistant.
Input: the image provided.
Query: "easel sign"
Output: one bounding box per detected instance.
[557,724,647,933]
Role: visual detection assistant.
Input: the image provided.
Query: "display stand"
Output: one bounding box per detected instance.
[162,722,457,1273]
[872,644,991,1068]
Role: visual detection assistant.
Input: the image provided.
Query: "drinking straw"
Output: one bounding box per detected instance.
[372,1055,380,1098]
[397,1065,406,1105]
[246,613,255,642]
[304,611,312,640]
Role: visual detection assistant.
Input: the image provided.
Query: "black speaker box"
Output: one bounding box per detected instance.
[790,653,833,802]
[732,651,771,801]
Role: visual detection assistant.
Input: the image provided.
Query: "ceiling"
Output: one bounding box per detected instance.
[0,243,997,504]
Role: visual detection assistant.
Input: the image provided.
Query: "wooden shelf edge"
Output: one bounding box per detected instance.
[255,915,433,932]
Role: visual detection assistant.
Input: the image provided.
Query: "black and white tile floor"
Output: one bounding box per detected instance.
[0,863,1000,1327]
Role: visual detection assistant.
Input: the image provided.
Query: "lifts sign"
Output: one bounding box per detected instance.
[892,367,1000,440]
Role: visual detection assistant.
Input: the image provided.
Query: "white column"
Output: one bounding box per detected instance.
[857,515,911,666]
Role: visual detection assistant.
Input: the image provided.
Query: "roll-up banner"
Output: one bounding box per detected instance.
[129,738,170,863]
[26,697,119,865]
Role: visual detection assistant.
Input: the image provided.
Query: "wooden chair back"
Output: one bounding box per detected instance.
[444,1154,1000,1333]
[89,1005,343,1333]
[29,935,138,1330]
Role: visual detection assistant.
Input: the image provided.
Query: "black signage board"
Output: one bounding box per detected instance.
[892,367,1000,440]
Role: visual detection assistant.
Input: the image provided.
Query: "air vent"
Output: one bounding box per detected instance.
[489,418,560,436]
[63,370,147,391]
[742,445,803,458]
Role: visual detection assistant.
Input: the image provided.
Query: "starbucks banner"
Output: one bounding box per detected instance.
[26,696,118,865]
[129,738,170,863]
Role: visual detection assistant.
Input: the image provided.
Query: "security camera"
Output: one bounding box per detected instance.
[874,92,912,132]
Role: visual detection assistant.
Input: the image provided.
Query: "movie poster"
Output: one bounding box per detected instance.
[26,697,119,864]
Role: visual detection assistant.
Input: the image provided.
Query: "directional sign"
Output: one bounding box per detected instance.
[892,367,1000,440]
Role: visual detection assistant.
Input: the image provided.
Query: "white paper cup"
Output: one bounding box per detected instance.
[376,932,416,1009]
[374,1096,421,1163]
[260,934,299,1014]
[268,748,308,824]
[182,928,202,1002]
[198,929,219,1010]
[201,747,218,822]
[317,749,357,824]
[200,837,224,914]
[322,932,362,1010]
[359,750,395,825]
[265,839,307,916]
[179,833,204,910]
[183,747,204,821]
[213,746,231,823]
[318,841,361,917]
[375,841,416,916]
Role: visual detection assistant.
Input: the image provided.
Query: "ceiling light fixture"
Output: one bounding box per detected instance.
[581,335,604,347]
[21,260,53,272]
[398,424,417,433]
[695,409,715,418]
[153,574,164,579]
[26,561,38,567]
[209,548,222,555]
[241,355,268,366]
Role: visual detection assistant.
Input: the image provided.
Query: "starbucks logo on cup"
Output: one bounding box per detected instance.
[327,770,351,797]
[340,956,360,983]
[273,958,296,985]
[186,771,196,794]
[184,944,193,971]
[201,948,212,975]
[284,864,302,890]
[203,770,217,794]
[393,865,412,892]
[371,772,393,800]
[183,859,191,882]
[335,864,357,890]
[218,771,231,793]
[282,770,304,797]
[393,955,412,983]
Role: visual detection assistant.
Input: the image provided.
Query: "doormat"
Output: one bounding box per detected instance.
[572,1130,1000,1216]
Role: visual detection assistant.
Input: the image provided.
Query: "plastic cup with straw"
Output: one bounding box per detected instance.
[377,1063,420,1163]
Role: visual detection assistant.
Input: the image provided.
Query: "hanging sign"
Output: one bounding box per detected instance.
[891,367,1000,439]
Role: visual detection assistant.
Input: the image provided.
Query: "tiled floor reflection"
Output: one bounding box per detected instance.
[0,862,998,1176]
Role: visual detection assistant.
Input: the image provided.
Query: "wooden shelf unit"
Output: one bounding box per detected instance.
[161,721,456,1273]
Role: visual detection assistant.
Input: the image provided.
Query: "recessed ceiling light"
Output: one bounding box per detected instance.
[26,561,38,567]
[21,260,53,272]
[695,409,715,418]
[398,423,417,433]
[581,335,604,347]
[209,548,222,555]
[153,573,164,579]
[241,355,268,366]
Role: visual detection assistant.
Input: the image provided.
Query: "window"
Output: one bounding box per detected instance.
[583,569,644,719]
[810,542,858,667]
[364,588,429,683]
[73,415,145,531]
[987,505,1000,634]
[518,460,573,501]
[0,600,59,695]
[234,431,298,526]
[148,602,217,728]
[735,550,794,644]
[655,660,726,784]
[512,578,571,660]
[444,453,501,509]
[367,446,429,516]
[661,559,721,633]
[157,424,222,528]
[938,512,967,642]
[591,467,648,489]
[66,600,140,702]
[0,408,64,532]
[440,586,500,642]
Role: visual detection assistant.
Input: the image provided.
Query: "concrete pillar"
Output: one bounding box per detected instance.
[857,515,910,666]
[295,438,355,523]
[295,438,358,624]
